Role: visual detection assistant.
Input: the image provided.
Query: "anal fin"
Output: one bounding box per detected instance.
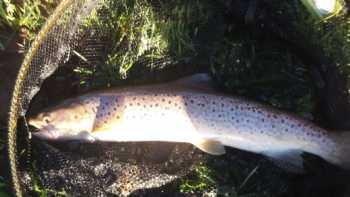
[263,149,305,173]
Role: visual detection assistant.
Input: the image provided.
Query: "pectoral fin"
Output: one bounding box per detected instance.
[194,139,226,155]
[92,123,112,133]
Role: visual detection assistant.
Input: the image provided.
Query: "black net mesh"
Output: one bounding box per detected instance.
[5,0,350,196]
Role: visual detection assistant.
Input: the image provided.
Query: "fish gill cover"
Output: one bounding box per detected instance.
[3,0,350,196]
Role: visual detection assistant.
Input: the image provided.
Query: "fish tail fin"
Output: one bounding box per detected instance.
[328,131,350,170]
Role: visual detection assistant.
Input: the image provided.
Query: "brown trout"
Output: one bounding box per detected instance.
[28,74,350,172]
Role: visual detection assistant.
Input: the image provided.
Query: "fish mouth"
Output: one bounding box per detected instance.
[28,119,59,140]
[28,118,44,129]
[32,129,59,140]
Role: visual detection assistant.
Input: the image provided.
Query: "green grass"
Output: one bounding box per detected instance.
[75,0,217,89]
[178,155,287,197]
[0,0,55,50]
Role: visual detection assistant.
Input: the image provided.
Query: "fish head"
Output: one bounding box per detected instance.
[28,101,94,140]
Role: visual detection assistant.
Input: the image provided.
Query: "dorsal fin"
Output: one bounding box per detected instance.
[171,73,215,91]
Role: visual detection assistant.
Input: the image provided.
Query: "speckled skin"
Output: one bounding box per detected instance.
[29,80,350,171]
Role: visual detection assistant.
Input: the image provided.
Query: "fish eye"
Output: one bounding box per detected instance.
[43,116,50,123]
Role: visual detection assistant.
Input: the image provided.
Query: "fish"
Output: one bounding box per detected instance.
[28,73,350,172]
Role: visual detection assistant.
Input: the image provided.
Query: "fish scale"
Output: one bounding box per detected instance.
[28,74,350,172]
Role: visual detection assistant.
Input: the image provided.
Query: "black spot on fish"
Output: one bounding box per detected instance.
[281,119,285,123]
[116,115,120,119]
[133,97,136,101]
[212,101,216,105]
[108,112,111,116]
[212,109,215,112]
[162,98,165,102]
[230,108,234,111]
[113,107,117,111]
[190,100,194,104]
[137,103,140,106]
[155,103,159,107]
[168,101,172,104]
[218,114,222,118]
[184,102,188,106]
[129,103,133,106]
[272,125,275,128]
[221,103,224,107]
[74,115,78,119]
[104,120,108,124]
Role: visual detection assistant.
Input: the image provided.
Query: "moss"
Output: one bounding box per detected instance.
[31,161,68,197]
[179,163,215,194]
